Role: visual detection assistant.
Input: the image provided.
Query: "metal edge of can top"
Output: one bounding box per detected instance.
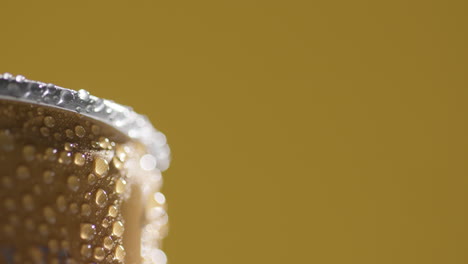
[0,73,171,171]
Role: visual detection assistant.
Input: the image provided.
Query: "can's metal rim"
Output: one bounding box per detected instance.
[0,73,170,171]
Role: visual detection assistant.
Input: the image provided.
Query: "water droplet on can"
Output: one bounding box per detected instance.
[75,125,86,138]
[67,175,80,191]
[64,142,75,151]
[43,170,55,184]
[44,116,55,128]
[40,127,50,137]
[81,203,91,216]
[108,205,118,217]
[103,236,114,250]
[57,195,67,212]
[93,99,105,112]
[65,129,74,139]
[114,245,125,262]
[22,195,34,211]
[69,203,79,214]
[93,247,106,260]
[43,206,56,224]
[74,152,85,166]
[58,90,74,105]
[78,89,90,101]
[87,174,96,185]
[44,148,57,161]
[58,151,72,164]
[80,244,92,258]
[95,189,108,207]
[22,145,35,161]
[112,221,124,237]
[115,178,126,194]
[80,223,96,240]
[94,157,109,177]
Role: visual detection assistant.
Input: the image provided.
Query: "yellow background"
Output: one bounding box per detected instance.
[1,1,468,263]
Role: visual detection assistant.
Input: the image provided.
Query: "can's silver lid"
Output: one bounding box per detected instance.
[0,73,171,171]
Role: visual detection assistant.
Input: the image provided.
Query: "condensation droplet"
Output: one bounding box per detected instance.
[147,206,168,225]
[0,130,14,152]
[43,206,56,224]
[75,125,86,138]
[98,137,112,149]
[44,148,58,161]
[112,221,124,237]
[81,203,91,217]
[59,90,74,104]
[43,170,55,184]
[40,127,50,137]
[81,244,92,259]
[93,247,106,261]
[67,175,80,192]
[154,192,166,205]
[58,151,72,164]
[95,189,108,207]
[74,152,85,166]
[112,156,124,169]
[65,129,74,139]
[44,116,55,128]
[94,157,109,177]
[140,154,157,171]
[103,236,114,250]
[22,194,34,211]
[56,195,67,212]
[102,218,111,228]
[78,89,90,101]
[115,145,127,162]
[37,108,45,115]
[108,205,118,217]
[64,142,75,151]
[16,165,30,179]
[114,245,125,262]
[80,223,96,240]
[69,203,79,214]
[22,145,35,161]
[15,74,25,82]
[1,72,12,80]
[87,174,96,185]
[94,99,105,112]
[115,178,126,194]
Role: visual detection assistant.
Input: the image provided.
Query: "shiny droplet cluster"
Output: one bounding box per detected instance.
[0,99,168,264]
